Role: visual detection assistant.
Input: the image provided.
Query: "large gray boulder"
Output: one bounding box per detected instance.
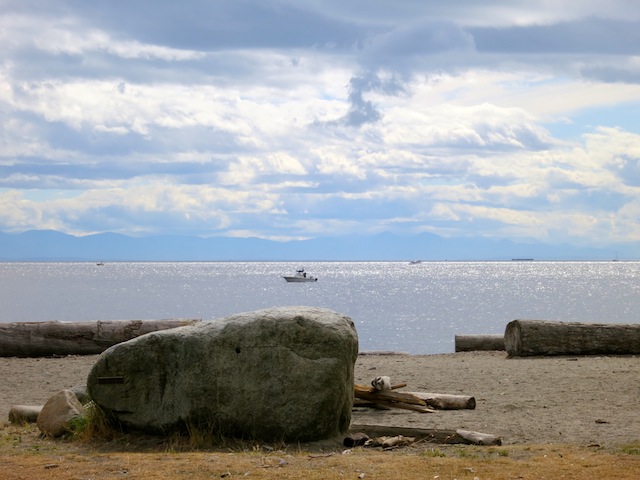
[87,306,358,441]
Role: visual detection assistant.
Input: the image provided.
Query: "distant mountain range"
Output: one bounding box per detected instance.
[0,230,634,261]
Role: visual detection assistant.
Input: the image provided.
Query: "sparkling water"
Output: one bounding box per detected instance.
[2,261,639,354]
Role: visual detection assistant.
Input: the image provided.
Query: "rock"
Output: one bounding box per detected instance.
[371,375,391,391]
[87,306,358,441]
[37,389,86,437]
[343,432,370,447]
[69,385,91,404]
[9,405,42,424]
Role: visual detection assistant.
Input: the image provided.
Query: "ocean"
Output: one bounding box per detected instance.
[2,261,639,354]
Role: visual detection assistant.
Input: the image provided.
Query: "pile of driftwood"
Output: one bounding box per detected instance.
[354,375,476,412]
[350,376,500,448]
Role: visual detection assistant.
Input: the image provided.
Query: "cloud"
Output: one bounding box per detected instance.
[56,0,364,53]
[326,71,408,127]
[471,18,640,56]
[361,19,475,69]
[1,0,640,247]
[328,20,476,128]
[579,65,640,84]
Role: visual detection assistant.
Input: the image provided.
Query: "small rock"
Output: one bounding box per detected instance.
[343,432,370,447]
[37,389,86,437]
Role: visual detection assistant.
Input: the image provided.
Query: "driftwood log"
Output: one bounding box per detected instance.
[404,392,476,410]
[455,334,504,352]
[505,319,640,357]
[354,384,437,413]
[0,319,201,357]
[349,424,501,446]
[8,405,42,424]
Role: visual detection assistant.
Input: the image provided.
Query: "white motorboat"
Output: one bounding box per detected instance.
[283,268,317,282]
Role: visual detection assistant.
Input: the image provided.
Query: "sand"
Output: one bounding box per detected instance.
[2,351,639,447]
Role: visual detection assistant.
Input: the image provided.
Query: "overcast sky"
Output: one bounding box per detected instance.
[2,1,640,245]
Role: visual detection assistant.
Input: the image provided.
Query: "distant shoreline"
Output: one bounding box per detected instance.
[0,229,635,262]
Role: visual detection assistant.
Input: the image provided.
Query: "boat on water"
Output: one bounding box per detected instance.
[283,268,318,282]
[409,260,422,264]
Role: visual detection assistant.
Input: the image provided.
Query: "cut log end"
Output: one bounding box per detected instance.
[455,334,505,352]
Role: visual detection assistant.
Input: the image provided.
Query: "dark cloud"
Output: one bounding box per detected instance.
[470,18,640,55]
[329,20,476,127]
[339,72,407,127]
[0,157,221,185]
[359,20,475,74]
[364,20,475,57]
[579,66,640,84]
[43,0,365,51]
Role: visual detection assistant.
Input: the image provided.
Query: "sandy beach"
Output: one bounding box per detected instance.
[2,351,639,448]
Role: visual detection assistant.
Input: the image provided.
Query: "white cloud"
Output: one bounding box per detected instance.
[1,0,640,248]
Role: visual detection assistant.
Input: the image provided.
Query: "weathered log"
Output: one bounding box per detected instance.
[355,384,425,405]
[349,424,501,446]
[8,405,42,424]
[353,398,391,410]
[404,392,476,410]
[455,334,504,352]
[0,319,201,357]
[505,319,640,357]
[356,399,436,413]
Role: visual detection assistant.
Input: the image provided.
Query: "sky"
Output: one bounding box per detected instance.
[1,1,640,246]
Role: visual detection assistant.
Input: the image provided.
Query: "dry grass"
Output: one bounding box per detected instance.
[2,423,640,480]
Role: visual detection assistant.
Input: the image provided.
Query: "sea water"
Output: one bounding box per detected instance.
[1,261,640,354]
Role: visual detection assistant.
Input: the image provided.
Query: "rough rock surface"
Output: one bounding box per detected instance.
[36,389,85,437]
[70,385,90,404]
[87,306,358,441]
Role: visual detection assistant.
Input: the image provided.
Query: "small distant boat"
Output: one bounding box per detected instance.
[409,260,422,264]
[283,267,317,282]
[96,262,105,266]
[512,258,534,262]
